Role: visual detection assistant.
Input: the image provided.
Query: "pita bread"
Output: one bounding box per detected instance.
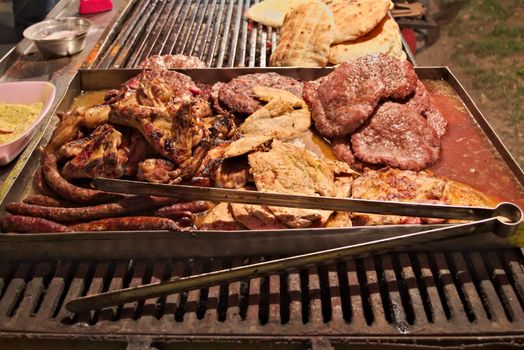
[322,0,392,43]
[269,1,335,67]
[328,16,405,64]
[245,0,313,28]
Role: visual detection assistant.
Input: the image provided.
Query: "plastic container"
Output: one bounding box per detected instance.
[0,81,56,165]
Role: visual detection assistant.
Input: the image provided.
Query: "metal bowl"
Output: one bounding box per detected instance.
[23,17,92,58]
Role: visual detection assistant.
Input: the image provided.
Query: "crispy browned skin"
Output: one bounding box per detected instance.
[5,196,175,223]
[42,152,124,204]
[154,201,210,218]
[1,215,73,233]
[23,195,74,207]
[71,217,181,232]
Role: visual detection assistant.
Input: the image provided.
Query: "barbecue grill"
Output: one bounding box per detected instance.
[1,0,524,348]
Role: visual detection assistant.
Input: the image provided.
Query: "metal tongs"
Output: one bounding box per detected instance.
[66,178,523,313]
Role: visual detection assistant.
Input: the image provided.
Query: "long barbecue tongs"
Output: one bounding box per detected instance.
[66,178,523,313]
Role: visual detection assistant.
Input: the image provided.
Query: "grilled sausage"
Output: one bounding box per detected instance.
[1,215,72,233]
[42,152,124,204]
[33,167,57,197]
[5,196,176,223]
[23,194,75,207]
[71,216,181,231]
[154,201,210,218]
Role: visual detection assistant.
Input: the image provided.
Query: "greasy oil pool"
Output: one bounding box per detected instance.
[425,80,524,209]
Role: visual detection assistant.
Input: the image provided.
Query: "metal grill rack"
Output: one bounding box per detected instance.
[87,0,277,69]
[1,0,522,348]
[2,249,524,347]
[85,0,416,70]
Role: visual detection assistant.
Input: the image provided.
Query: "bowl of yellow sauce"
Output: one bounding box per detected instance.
[0,81,56,165]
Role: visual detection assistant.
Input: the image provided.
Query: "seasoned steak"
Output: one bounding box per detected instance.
[139,54,206,69]
[403,80,430,114]
[303,53,418,137]
[351,102,441,171]
[215,73,304,115]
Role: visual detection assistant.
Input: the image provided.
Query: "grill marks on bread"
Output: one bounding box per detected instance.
[269,0,335,67]
[322,0,392,43]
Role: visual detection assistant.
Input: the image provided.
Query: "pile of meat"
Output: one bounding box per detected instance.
[0,54,484,234]
[304,53,447,171]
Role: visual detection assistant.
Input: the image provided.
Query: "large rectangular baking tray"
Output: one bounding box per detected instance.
[1,67,523,262]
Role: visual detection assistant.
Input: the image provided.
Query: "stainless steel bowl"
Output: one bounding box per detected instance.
[23,17,93,58]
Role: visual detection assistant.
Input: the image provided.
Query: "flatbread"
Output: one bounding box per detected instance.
[328,16,406,64]
[322,0,392,43]
[245,0,313,28]
[269,0,335,67]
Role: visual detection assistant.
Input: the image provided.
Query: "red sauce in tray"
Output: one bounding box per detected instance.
[426,82,524,208]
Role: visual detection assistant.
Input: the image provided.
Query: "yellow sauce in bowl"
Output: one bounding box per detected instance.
[0,102,43,145]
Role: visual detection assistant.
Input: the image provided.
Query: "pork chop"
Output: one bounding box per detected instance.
[303,53,418,137]
[225,87,311,158]
[230,203,288,230]
[199,202,245,230]
[351,168,447,225]
[248,140,341,228]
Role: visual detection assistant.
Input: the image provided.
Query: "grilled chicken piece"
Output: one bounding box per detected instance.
[248,140,356,228]
[138,159,179,184]
[350,168,495,226]
[61,124,127,180]
[225,86,311,158]
[108,68,212,165]
[46,105,111,154]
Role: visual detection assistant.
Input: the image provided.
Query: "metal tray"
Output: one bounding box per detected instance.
[1,67,523,261]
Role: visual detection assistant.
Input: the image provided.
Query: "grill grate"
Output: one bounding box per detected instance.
[86,0,275,69]
[2,249,524,345]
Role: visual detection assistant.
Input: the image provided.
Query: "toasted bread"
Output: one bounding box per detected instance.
[322,0,392,43]
[328,16,405,64]
[269,0,335,67]
[245,0,313,28]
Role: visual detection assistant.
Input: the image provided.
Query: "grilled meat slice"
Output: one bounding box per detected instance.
[199,202,246,230]
[351,168,495,226]
[214,158,250,189]
[403,80,430,114]
[248,140,348,228]
[61,124,127,180]
[351,168,448,225]
[139,54,206,69]
[303,53,418,137]
[230,203,288,230]
[225,86,311,158]
[351,102,441,171]
[214,73,304,115]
